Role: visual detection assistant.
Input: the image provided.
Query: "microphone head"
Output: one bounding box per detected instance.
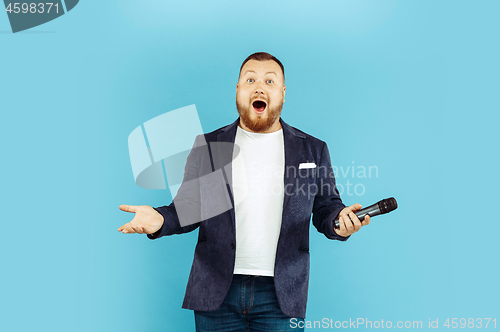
[378,197,398,214]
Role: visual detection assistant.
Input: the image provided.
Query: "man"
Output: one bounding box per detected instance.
[118,52,370,332]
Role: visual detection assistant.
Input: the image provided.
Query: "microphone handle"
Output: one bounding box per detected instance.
[334,202,381,229]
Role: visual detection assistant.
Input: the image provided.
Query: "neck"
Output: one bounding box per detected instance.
[238,119,282,133]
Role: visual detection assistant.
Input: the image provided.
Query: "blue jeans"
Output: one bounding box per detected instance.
[194,274,305,332]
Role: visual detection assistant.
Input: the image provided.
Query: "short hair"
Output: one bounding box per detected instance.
[239,52,285,82]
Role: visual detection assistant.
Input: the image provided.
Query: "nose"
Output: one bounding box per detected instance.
[253,81,265,96]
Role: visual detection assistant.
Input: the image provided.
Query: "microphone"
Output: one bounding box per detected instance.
[334,197,398,229]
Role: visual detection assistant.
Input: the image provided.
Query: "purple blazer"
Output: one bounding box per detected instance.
[148,117,349,319]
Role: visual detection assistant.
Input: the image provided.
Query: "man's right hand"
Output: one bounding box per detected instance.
[118,205,164,234]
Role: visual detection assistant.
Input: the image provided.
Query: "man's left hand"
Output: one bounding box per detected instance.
[333,203,370,237]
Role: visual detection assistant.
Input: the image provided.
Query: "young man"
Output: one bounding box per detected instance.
[118,52,370,332]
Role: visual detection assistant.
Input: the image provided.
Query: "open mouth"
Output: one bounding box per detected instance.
[252,100,267,113]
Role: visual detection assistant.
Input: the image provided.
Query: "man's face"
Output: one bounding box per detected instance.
[236,59,286,133]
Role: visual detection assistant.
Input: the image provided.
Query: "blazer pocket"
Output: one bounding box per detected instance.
[299,162,317,169]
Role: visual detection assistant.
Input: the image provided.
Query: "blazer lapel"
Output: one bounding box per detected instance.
[280,118,304,212]
[214,118,239,228]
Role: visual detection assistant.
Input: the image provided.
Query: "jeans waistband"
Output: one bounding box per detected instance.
[232,274,274,283]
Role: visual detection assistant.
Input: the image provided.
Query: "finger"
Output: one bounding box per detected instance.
[362,215,371,226]
[342,212,355,234]
[338,215,348,236]
[348,211,362,232]
[118,222,130,232]
[120,225,136,234]
[349,203,362,211]
[119,205,138,213]
[118,214,138,231]
[131,225,144,234]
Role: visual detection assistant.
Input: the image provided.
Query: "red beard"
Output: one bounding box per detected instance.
[236,99,283,133]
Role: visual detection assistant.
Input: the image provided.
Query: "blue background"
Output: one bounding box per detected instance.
[1,1,499,331]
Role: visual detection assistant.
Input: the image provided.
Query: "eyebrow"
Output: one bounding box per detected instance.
[243,70,277,77]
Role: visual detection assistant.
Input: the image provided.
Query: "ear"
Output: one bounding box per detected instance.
[282,85,286,103]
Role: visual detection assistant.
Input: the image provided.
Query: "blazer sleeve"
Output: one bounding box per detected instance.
[147,135,205,240]
[311,141,350,241]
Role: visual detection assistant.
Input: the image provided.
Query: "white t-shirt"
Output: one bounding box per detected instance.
[232,125,285,276]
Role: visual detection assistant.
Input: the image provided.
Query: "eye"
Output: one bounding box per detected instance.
[266,79,274,84]
[247,78,255,83]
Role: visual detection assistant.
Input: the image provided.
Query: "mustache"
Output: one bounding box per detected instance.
[251,97,268,103]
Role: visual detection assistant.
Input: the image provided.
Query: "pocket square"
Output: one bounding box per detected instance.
[299,162,316,169]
